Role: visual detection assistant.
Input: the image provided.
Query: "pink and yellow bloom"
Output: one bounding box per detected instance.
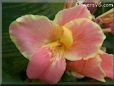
[9,4,113,84]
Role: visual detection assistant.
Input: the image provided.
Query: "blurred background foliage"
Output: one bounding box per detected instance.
[2,1,114,85]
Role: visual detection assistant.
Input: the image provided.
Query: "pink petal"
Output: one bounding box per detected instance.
[26,47,51,79]
[67,57,106,82]
[27,47,66,84]
[9,15,55,59]
[64,18,105,61]
[100,53,114,79]
[54,4,92,26]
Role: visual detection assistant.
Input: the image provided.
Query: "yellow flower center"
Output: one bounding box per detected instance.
[48,26,73,53]
[60,27,73,49]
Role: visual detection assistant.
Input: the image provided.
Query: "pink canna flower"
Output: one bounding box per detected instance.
[9,5,108,84]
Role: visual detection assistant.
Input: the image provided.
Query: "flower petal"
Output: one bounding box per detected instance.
[54,4,92,26]
[26,47,51,79]
[67,57,106,82]
[26,47,66,84]
[100,53,114,79]
[9,15,56,59]
[64,18,105,61]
